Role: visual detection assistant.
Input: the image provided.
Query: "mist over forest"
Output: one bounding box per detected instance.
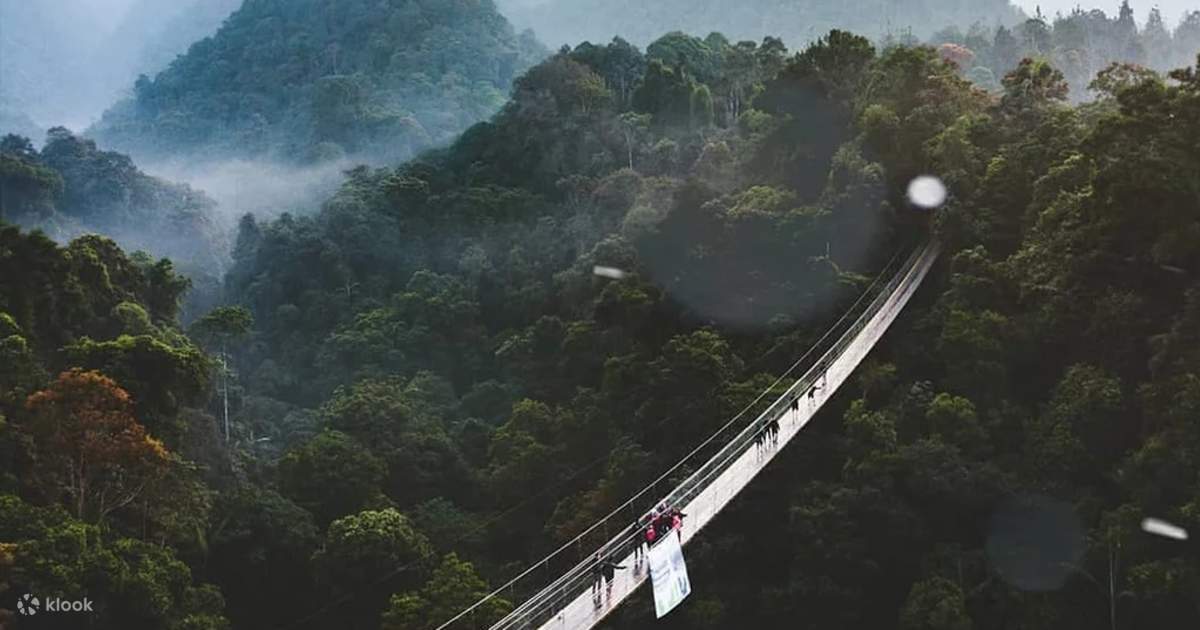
[1,1,1199,629]
[0,0,241,131]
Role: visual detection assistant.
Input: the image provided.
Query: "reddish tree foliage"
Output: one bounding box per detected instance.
[938,43,976,71]
[24,369,169,522]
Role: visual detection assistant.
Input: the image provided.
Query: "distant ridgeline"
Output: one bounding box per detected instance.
[499,0,1023,48]
[0,129,226,319]
[927,4,1200,99]
[91,0,546,164]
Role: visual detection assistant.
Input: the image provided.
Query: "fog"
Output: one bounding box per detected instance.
[1011,0,1195,25]
[0,0,237,131]
[141,157,356,225]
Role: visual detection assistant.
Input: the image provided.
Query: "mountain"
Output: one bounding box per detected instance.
[3,12,1200,630]
[934,5,1200,99]
[0,0,238,132]
[96,0,243,103]
[498,0,1024,49]
[0,129,227,319]
[215,31,1200,628]
[91,0,547,165]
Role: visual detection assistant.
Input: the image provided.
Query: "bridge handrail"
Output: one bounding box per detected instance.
[485,242,937,630]
[439,241,937,630]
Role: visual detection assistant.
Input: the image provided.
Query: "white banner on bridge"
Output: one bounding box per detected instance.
[648,532,691,617]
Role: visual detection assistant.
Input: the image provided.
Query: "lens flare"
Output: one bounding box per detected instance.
[907,175,947,209]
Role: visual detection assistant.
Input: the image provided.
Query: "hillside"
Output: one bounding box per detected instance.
[108,0,242,77]
[215,30,1196,628]
[498,0,1023,48]
[0,129,227,318]
[91,0,546,164]
[931,4,1200,98]
[99,0,243,97]
[1,15,1198,630]
[0,0,238,133]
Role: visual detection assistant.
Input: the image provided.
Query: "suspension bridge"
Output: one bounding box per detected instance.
[439,240,942,630]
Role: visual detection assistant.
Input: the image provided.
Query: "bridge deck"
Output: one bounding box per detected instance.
[530,244,939,630]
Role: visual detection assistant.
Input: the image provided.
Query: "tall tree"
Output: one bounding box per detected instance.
[23,369,169,522]
[191,306,253,442]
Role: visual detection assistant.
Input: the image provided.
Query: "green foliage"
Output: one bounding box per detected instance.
[0,140,62,221]
[933,7,1200,101]
[1,494,229,629]
[190,306,252,346]
[64,334,210,437]
[503,0,1021,52]
[7,20,1200,630]
[382,553,511,630]
[93,0,546,163]
[278,430,388,527]
[0,226,194,356]
[207,484,320,627]
[313,508,435,597]
[899,576,972,630]
[0,129,225,307]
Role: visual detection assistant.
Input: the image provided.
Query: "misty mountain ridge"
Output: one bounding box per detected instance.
[90,0,546,166]
[0,128,228,319]
[0,0,239,132]
[497,0,1025,49]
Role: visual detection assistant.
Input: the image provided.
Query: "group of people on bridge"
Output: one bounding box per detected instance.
[638,503,686,553]
[588,360,832,607]
[590,502,689,602]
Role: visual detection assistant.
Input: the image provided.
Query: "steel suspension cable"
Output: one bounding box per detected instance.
[434,244,914,630]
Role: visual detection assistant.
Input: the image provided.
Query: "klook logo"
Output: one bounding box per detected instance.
[16,593,39,616]
[15,593,93,616]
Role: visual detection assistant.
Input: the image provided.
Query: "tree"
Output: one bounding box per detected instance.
[23,369,169,523]
[0,145,62,221]
[1,494,229,629]
[64,334,210,441]
[899,577,973,630]
[382,553,511,630]
[279,430,387,527]
[1001,58,1069,114]
[313,508,434,626]
[617,112,651,169]
[208,484,320,627]
[191,306,253,442]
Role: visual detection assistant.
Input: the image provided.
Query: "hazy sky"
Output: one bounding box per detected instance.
[67,0,137,33]
[1011,1,1195,26]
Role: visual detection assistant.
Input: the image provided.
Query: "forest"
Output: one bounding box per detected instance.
[0,128,227,320]
[90,0,546,165]
[499,0,1023,48]
[929,3,1200,98]
[1,1,1199,629]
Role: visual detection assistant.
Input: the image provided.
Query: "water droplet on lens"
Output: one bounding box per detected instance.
[907,175,947,209]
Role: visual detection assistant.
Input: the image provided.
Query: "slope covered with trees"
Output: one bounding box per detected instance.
[1,17,1198,630]
[103,0,243,86]
[0,0,239,135]
[930,2,1200,98]
[217,26,1197,629]
[0,129,227,319]
[91,0,546,164]
[499,0,1022,49]
[0,227,228,628]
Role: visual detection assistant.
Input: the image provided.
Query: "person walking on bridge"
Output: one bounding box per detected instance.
[591,553,626,602]
[669,506,687,542]
[633,511,655,562]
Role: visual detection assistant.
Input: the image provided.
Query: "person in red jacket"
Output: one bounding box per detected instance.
[669,506,687,541]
